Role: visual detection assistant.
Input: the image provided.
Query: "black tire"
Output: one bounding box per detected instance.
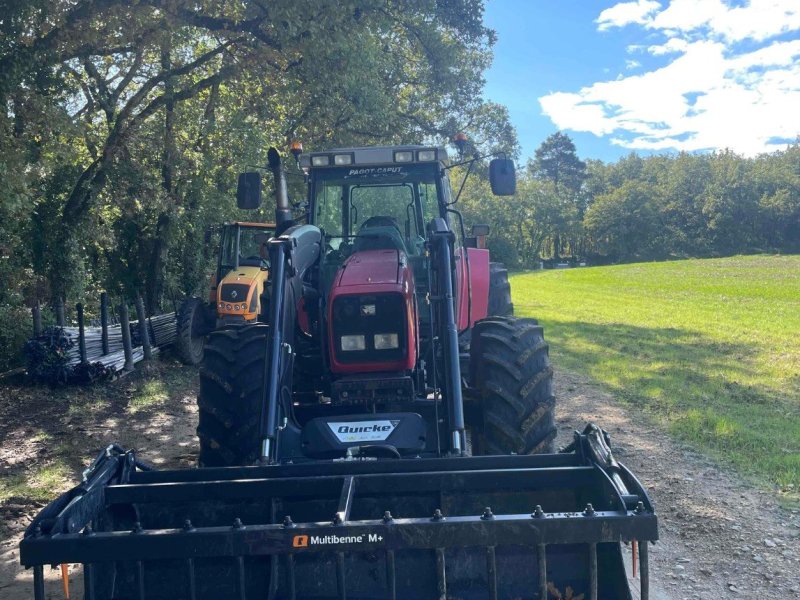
[176,297,210,365]
[196,325,267,467]
[468,316,556,455]
[488,262,513,316]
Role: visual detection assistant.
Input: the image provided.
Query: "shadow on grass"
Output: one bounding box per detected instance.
[540,319,800,497]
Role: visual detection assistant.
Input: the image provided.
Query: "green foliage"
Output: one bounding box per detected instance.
[0,0,516,366]
[511,256,800,503]
[0,304,31,372]
[528,131,587,197]
[470,133,800,266]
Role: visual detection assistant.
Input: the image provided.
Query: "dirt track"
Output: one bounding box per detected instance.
[1,365,799,598]
[555,370,800,599]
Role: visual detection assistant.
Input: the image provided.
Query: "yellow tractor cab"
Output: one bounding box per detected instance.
[177,221,276,364]
[213,221,275,324]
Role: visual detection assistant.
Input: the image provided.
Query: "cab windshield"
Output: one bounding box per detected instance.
[313,164,441,257]
[220,225,274,269]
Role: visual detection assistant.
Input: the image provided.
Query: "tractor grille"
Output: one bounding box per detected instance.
[331,293,407,364]
[220,283,251,303]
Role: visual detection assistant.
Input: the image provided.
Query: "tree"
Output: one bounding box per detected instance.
[585,181,661,260]
[527,132,587,259]
[528,132,587,197]
[1,0,511,312]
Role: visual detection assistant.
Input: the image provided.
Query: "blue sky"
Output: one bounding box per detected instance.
[483,0,800,163]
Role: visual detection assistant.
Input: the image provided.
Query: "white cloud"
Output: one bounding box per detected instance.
[597,0,662,31]
[647,37,689,55]
[650,0,800,42]
[539,1,800,155]
[626,59,643,69]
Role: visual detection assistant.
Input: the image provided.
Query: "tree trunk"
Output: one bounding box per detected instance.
[145,37,177,314]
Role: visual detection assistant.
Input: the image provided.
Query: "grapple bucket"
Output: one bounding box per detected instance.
[21,428,657,599]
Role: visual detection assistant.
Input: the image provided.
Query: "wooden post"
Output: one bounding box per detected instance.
[119,302,135,371]
[55,298,66,327]
[32,301,42,337]
[135,293,153,360]
[76,303,87,363]
[100,292,110,355]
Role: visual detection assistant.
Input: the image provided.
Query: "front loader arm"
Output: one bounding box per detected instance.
[259,224,322,463]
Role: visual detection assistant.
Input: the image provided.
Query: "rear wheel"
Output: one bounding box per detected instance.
[468,316,556,455]
[487,262,513,316]
[176,297,212,365]
[196,325,266,466]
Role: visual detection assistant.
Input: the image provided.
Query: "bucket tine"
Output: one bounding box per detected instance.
[237,556,246,600]
[385,550,396,600]
[186,559,197,600]
[589,543,598,600]
[84,564,95,600]
[436,548,447,599]
[336,552,347,599]
[33,566,44,600]
[136,560,145,600]
[537,543,547,599]
[286,554,297,600]
[640,541,650,600]
[486,546,498,600]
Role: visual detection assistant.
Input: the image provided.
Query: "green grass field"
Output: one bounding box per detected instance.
[511,255,800,502]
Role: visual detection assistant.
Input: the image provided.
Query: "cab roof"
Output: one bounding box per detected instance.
[299,145,450,169]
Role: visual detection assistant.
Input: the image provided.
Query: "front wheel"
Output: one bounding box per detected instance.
[176,297,213,365]
[487,262,513,317]
[467,316,556,455]
[196,325,267,466]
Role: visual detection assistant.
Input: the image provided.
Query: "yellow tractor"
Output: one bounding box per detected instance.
[176,220,275,364]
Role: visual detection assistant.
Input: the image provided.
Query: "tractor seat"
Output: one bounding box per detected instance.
[352,216,408,254]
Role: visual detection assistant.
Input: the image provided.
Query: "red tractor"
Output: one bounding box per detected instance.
[20,143,656,600]
[197,143,554,466]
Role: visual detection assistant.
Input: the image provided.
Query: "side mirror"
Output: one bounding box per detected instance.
[489,158,516,196]
[237,172,262,209]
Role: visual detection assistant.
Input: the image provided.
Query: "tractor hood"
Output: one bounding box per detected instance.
[217,265,268,320]
[327,248,417,374]
[334,249,407,289]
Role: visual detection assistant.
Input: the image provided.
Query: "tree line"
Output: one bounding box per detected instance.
[0,0,514,369]
[458,132,800,268]
[1,1,798,371]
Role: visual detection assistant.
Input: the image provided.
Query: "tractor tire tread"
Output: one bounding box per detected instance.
[469,316,556,455]
[196,325,268,467]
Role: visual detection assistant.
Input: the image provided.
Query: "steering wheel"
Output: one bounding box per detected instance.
[360,216,402,235]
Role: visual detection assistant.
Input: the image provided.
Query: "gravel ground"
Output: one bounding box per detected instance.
[555,370,800,599]
[1,365,798,598]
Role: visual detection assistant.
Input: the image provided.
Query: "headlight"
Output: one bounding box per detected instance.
[394,151,413,163]
[417,149,436,161]
[226,304,232,310]
[219,302,224,308]
[334,154,353,165]
[311,155,330,166]
[374,333,399,350]
[341,335,366,351]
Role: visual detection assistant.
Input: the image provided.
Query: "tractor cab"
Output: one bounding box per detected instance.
[300,148,449,318]
[213,221,276,324]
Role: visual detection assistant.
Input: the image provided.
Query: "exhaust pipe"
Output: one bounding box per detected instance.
[267,147,292,227]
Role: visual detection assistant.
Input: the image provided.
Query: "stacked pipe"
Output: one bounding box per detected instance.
[24,312,177,385]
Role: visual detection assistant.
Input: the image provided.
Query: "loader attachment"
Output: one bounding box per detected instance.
[21,427,657,600]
